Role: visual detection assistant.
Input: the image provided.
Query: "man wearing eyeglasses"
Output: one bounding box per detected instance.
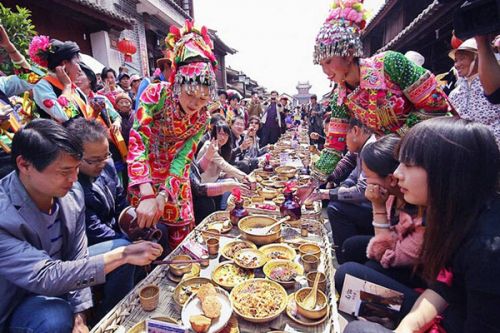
[0,119,162,332]
[66,117,141,320]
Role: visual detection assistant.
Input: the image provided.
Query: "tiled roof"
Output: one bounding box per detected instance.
[377,0,441,52]
[363,0,397,36]
[164,0,192,19]
[68,0,135,27]
[208,29,237,55]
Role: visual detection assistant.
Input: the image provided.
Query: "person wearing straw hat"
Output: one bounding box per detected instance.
[299,0,449,191]
[448,38,500,144]
[127,20,218,249]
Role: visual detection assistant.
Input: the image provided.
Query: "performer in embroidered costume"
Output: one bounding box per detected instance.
[127,20,217,249]
[29,36,95,122]
[309,0,449,184]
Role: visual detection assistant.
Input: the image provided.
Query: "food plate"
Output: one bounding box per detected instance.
[127,317,178,333]
[260,243,296,261]
[263,259,304,288]
[233,248,267,269]
[230,278,287,323]
[211,262,254,289]
[181,287,233,333]
[221,240,257,261]
[173,277,217,307]
[206,219,233,234]
[286,292,329,326]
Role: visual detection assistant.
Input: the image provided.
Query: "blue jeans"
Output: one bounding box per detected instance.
[88,238,135,322]
[8,295,74,333]
[344,320,393,333]
[335,262,420,319]
[327,201,373,263]
[217,178,233,210]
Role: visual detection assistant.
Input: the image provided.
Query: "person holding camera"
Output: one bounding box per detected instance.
[260,90,284,146]
[307,94,325,147]
[448,38,500,144]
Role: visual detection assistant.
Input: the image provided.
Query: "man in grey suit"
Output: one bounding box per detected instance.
[0,119,163,332]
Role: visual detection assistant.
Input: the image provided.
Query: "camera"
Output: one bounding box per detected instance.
[451,0,500,40]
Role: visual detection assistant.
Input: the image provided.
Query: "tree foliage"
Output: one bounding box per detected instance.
[0,4,37,74]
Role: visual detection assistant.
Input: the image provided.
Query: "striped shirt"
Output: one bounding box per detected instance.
[40,201,63,259]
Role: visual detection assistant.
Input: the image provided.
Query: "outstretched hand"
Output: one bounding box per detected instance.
[0,25,13,49]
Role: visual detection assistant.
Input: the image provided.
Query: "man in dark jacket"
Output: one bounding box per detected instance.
[67,118,128,245]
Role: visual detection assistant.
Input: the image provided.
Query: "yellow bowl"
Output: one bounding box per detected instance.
[169,255,192,276]
[211,262,254,290]
[298,243,321,257]
[221,240,257,261]
[251,195,265,203]
[233,248,267,269]
[173,277,215,307]
[295,287,328,320]
[238,215,281,246]
[259,187,278,199]
[259,243,296,261]
[275,166,297,179]
[263,259,304,288]
[230,278,287,323]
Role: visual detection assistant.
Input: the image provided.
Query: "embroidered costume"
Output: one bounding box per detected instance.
[311,1,448,182]
[127,20,217,249]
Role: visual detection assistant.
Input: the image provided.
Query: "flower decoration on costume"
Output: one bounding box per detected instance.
[29,35,52,68]
[314,0,369,64]
[165,20,218,100]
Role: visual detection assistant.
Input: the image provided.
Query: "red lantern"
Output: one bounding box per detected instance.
[117,38,137,62]
[451,31,463,49]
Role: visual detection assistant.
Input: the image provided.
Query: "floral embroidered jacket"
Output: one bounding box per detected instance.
[312,51,448,181]
[33,76,90,122]
[127,82,209,226]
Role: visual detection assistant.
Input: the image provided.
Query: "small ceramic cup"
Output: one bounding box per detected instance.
[306,271,327,292]
[139,284,160,311]
[301,253,319,272]
[207,238,220,256]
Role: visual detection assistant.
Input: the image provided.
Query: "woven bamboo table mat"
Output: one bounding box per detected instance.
[91,210,340,333]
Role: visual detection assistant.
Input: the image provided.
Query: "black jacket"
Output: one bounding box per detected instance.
[78,160,128,245]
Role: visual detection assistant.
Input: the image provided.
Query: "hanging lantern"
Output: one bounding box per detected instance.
[117,38,137,62]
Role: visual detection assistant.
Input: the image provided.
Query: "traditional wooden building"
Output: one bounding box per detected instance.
[362,0,463,75]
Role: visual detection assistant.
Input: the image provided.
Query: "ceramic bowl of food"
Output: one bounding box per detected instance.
[260,243,296,261]
[173,277,216,307]
[294,287,328,320]
[211,262,254,290]
[238,215,281,246]
[227,196,251,210]
[259,187,278,200]
[169,255,193,276]
[230,278,287,323]
[275,166,297,179]
[263,259,304,288]
[220,240,257,261]
[250,195,265,204]
[233,248,267,269]
[298,243,321,257]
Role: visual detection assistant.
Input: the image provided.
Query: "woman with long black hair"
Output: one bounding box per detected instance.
[343,117,500,332]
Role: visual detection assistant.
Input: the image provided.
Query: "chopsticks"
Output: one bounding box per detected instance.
[152,259,205,265]
[199,230,241,239]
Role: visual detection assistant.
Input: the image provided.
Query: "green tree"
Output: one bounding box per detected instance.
[0,4,36,75]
